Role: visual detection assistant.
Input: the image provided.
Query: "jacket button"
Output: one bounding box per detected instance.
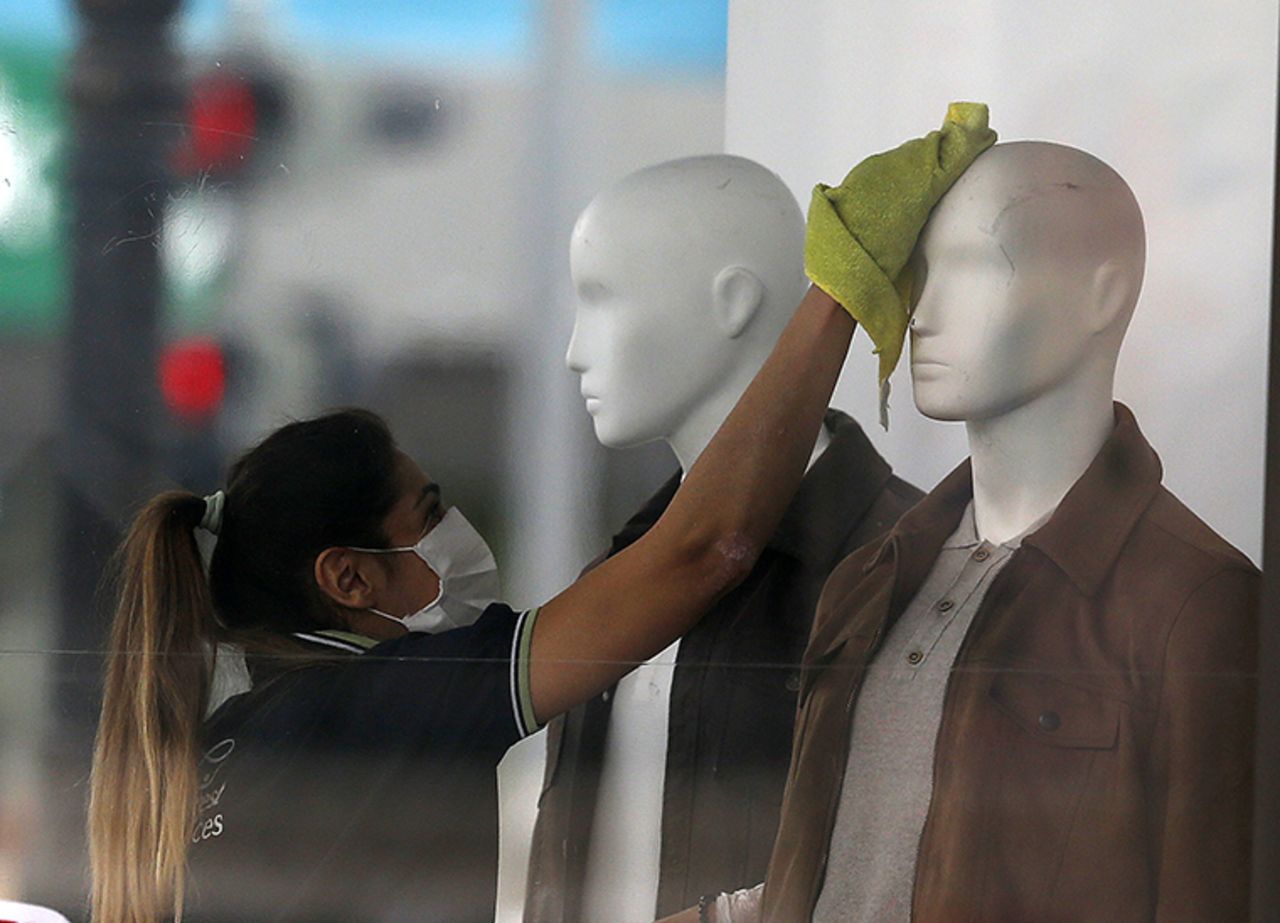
[907,650,924,665]
[785,673,801,693]
[1038,710,1061,732]
[937,599,955,612]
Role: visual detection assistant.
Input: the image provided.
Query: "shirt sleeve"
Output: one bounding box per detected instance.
[716,883,765,923]
[509,606,541,737]
[332,603,543,756]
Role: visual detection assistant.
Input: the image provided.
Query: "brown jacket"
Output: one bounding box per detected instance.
[764,404,1259,922]
[525,411,923,922]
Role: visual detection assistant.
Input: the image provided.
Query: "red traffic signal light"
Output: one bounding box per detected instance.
[174,73,257,175]
[159,337,226,422]
[173,66,286,177]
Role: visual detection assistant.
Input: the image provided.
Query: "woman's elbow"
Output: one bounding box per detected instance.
[683,529,761,596]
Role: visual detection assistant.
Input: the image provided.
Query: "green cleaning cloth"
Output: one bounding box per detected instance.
[805,102,997,427]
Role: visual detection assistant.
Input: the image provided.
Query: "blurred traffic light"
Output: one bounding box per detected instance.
[159,336,226,423]
[173,67,288,177]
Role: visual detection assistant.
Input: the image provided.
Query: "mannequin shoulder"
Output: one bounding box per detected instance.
[1139,488,1258,576]
[1106,489,1259,661]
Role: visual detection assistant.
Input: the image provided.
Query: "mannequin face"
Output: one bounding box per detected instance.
[565,204,733,448]
[909,164,1099,423]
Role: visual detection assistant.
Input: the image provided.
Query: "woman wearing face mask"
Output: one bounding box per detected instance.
[88,284,855,923]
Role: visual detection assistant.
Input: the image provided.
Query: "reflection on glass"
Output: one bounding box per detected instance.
[0,1,727,918]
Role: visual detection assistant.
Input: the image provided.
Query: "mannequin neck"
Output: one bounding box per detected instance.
[965,374,1115,545]
[671,365,832,476]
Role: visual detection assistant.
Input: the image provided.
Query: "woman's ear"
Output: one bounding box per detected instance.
[314,547,378,609]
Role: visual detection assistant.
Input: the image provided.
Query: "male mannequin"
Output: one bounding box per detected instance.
[748,141,1259,922]
[523,155,922,923]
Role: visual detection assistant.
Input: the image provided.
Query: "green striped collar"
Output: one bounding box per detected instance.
[292,628,379,654]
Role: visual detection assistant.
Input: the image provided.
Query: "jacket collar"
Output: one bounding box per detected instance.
[613,410,894,572]
[868,402,1162,599]
[1021,403,1163,595]
[771,409,893,570]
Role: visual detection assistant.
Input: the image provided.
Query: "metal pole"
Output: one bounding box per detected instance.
[1252,21,1280,920]
[505,0,602,607]
[58,0,183,722]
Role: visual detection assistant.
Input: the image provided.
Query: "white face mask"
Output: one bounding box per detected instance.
[353,507,501,633]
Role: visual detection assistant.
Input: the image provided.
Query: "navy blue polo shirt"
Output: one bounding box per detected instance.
[184,603,540,923]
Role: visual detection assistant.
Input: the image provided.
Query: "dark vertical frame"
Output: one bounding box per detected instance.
[59,0,182,721]
[1253,26,1280,922]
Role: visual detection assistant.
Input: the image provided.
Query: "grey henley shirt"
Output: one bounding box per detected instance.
[812,502,1042,923]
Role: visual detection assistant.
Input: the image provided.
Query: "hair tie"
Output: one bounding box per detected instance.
[200,490,226,535]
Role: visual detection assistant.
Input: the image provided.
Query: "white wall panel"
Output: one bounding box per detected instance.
[727,0,1277,560]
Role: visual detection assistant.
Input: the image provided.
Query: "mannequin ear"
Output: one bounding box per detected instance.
[1088,258,1136,335]
[314,547,378,609]
[711,265,765,339]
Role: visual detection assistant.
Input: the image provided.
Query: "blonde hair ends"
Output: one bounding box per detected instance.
[89,491,216,923]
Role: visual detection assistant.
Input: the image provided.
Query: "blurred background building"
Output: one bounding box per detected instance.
[0,0,726,916]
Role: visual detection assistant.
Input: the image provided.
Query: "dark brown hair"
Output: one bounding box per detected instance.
[89,408,402,922]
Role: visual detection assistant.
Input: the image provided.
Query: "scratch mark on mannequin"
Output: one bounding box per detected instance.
[991,182,1087,232]
[997,242,1016,282]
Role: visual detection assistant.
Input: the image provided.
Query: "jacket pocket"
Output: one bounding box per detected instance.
[953,671,1125,920]
[988,671,1120,750]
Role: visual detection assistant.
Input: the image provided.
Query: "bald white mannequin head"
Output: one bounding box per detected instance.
[910,140,1146,423]
[565,155,808,470]
[909,140,1147,543]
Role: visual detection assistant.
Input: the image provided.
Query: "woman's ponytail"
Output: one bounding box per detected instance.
[89,491,220,923]
[88,408,401,921]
